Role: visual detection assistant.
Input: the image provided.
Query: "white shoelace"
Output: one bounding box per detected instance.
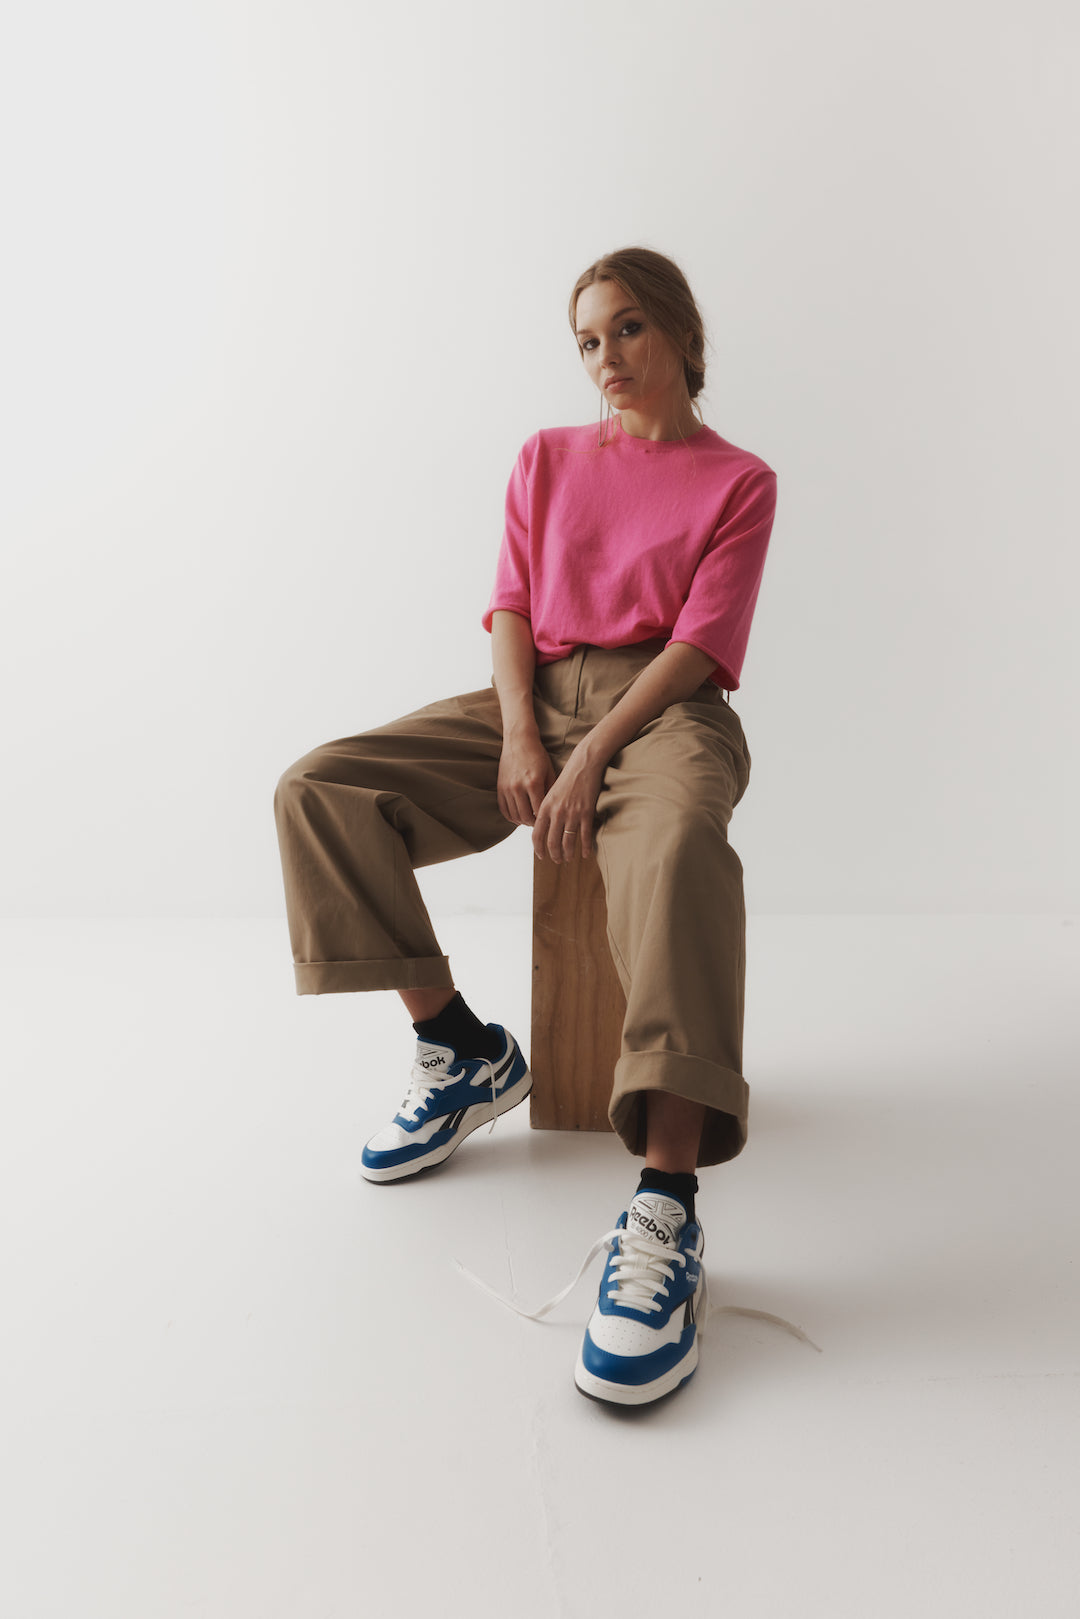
[455,1227,823,1351]
[399,1052,499,1134]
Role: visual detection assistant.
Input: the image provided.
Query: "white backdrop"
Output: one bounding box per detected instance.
[2,0,1076,921]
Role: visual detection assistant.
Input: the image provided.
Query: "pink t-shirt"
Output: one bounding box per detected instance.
[481,419,777,692]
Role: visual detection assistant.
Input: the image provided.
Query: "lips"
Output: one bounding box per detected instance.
[605,377,632,390]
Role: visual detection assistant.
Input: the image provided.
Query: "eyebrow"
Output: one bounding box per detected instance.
[575,305,642,338]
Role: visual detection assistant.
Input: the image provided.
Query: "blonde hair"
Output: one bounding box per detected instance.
[569,246,708,453]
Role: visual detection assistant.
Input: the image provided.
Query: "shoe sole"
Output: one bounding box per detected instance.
[359,1068,533,1183]
[573,1337,700,1406]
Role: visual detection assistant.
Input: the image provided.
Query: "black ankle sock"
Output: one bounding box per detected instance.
[636,1167,699,1225]
[413,991,503,1061]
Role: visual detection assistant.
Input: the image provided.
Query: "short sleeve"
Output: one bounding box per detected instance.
[666,468,777,690]
[481,440,533,633]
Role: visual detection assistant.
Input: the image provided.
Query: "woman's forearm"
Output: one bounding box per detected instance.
[490,609,540,737]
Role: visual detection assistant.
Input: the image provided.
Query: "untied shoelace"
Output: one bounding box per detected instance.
[398,1049,500,1134]
[455,1223,823,1352]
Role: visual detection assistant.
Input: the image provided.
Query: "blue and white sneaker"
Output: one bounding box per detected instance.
[574,1191,706,1405]
[360,1024,532,1183]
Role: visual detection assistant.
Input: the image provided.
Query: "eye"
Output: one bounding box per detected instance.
[581,321,642,353]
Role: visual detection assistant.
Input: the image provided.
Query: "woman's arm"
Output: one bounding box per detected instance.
[490,609,540,738]
[574,641,718,768]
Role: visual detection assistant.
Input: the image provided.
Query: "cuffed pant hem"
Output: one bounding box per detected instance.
[610,1049,750,1168]
[293,955,455,995]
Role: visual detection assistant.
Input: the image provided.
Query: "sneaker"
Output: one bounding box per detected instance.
[360,1023,532,1183]
[574,1191,707,1405]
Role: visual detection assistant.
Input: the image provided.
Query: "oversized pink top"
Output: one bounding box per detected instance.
[481,419,777,692]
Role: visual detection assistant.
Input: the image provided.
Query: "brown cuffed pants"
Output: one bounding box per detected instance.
[273,639,754,1168]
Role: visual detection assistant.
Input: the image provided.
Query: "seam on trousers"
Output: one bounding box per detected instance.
[572,648,586,718]
[551,650,587,750]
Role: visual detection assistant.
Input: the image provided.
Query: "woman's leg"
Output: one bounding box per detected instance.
[273,685,515,996]
[587,692,753,1169]
[644,1092,707,1174]
[274,684,540,1183]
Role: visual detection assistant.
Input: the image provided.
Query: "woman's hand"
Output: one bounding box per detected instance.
[497,728,558,833]
[531,744,607,864]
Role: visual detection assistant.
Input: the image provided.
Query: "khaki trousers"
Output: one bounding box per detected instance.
[273,639,754,1168]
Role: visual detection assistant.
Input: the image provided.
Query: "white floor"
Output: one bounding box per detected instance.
[1,913,1078,1618]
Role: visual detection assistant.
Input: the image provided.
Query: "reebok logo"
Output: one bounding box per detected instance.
[628,1193,686,1248]
[628,1209,673,1245]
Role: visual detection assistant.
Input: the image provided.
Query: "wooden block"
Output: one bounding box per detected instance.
[529,850,626,1131]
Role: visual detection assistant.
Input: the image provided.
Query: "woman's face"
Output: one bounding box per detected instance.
[574,281,685,413]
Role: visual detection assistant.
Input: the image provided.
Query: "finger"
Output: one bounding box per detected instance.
[551,826,575,864]
[546,820,564,862]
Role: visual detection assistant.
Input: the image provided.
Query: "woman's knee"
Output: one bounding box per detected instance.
[273,744,357,812]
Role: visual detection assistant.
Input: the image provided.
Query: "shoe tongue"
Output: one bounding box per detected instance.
[626,1191,687,1249]
[414,1038,456,1071]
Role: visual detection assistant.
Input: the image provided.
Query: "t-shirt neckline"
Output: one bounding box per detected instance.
[611,421,712,452]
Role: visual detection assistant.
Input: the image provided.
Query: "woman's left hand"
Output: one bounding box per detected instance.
[533,745,608,863]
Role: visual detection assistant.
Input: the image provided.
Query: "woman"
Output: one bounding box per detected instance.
[274,247,791,1406]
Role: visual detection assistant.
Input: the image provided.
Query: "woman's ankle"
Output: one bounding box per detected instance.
[399,985,457,1022]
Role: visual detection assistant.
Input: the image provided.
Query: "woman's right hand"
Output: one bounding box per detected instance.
[497,728,557,828]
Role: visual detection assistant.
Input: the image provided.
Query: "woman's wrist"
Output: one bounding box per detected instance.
[501,702,541,740]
